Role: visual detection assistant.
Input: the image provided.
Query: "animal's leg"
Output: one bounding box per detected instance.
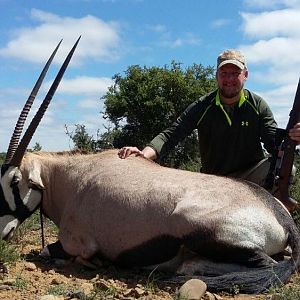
[144,245,194,273]
[75,256,103,269]
[41,240,104,269]
[183,234,277,268]
[40,240,73,259]
[242,249,277,267]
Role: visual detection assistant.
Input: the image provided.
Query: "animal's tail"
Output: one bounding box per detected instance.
[167,219,300,294]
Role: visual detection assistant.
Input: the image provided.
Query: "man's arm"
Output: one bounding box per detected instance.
[118,95,210,160]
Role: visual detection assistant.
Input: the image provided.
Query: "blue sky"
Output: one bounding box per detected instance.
[1,0,300,151]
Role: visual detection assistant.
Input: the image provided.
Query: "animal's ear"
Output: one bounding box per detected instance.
[28,161,45,190]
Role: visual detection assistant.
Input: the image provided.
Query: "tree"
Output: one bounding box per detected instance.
[102,61,216,169]
[28,142,42,152]
[0,153,5,165]
[65,124,96,152]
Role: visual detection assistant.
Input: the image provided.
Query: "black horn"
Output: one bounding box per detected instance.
[4,40,63,164]
[9,36,81,167]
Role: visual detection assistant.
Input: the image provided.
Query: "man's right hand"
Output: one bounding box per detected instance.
[118,147,145,159]
[118,146,157,160]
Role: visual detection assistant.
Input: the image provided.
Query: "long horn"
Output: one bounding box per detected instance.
[10,36,81,167]
[4,40,63,164]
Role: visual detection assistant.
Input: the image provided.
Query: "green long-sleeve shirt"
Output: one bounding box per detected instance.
[148,89,277,176]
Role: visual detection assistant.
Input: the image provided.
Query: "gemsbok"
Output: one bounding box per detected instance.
[1,38,299,294]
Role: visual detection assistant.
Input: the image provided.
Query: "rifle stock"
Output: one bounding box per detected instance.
[277,78,300,211]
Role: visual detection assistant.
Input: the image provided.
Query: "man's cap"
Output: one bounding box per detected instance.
[217,49,247,70]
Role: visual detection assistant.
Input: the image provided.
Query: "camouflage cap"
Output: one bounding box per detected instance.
[217,49,247,70]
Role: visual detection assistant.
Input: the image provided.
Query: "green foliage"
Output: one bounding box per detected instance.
[291,151,300,227]
[102,61,216,168]
[0,239,20,265]
[65,124,97,152]
[47,284,69,296]
[0,153,5,165]
[14,275,28,290]
[28,142,42,152]
[269,276,300,300]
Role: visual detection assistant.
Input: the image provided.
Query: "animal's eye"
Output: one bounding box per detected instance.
[10,175,20,187]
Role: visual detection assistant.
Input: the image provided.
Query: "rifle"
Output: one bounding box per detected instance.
[273,79,300,212]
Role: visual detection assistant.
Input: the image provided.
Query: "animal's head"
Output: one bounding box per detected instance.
[0,162,44,240]
[0,37,80,240]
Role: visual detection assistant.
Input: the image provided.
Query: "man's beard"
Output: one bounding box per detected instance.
[219,85,243,99]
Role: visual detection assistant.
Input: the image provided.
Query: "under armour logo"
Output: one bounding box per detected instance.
[241,121,249,126]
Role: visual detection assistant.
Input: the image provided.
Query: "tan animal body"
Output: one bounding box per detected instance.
[1,149,299,293]
[1,38,299,294]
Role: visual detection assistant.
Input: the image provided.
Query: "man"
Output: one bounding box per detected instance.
[118,49,300,211]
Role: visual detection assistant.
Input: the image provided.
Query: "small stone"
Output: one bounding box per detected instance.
[178,279,207,300]
[81,282,93,295]
[2,278,15,285]
[50,277,63,285]
[0,284,12,290]
[134,286,145,296]
[95,279,110,290]
[39,295,61,300]
[24,262,37,271]
[48,269,56,275]
[123,288,134,296]
[203,291,216,300]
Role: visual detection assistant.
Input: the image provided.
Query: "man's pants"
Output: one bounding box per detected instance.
[228,158,296,196]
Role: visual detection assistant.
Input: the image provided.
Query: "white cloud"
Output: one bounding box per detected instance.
[78,98,101,109]
[148,24,167,33]
[243,0,300,9]
[241,9,300,38]
[54,76,113,96]
[0,9,122,65]
[239,2,300,128]
[160,33,201,49]
[240,37,300,67]
[211,18,231,29]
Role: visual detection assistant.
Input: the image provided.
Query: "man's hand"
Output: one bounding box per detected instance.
[118,147,144,159]
[289,122,300,145]
[118,146,157,160]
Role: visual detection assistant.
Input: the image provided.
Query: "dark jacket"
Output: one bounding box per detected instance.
[147,89,277,175]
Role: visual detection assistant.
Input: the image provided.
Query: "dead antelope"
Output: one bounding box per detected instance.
[0,39,299,294]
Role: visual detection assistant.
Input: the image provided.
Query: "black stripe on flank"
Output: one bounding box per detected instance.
[115,235,181,267]
[183,230,275,267]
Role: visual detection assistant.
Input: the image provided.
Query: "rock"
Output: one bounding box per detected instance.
[24,262,37,271]
[134,286,145,297]
[81,282,93,295]
[178,279,207,300]
[0,284,12,290]
[2,278,15,285]
[123,288,134,297]
[48,269,56,275]
[95,279,111,290]
[203,291,216,300]
[50,277,64,285]
[39,295,63,300]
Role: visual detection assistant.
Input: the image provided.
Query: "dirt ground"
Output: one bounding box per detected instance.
[0,225,297,300]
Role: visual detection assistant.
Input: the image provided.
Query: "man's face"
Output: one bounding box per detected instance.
[216,64,248,99]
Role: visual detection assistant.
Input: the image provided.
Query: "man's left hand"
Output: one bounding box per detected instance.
[289,122,300,145]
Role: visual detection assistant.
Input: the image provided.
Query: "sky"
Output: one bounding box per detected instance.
[1,0,300,152]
